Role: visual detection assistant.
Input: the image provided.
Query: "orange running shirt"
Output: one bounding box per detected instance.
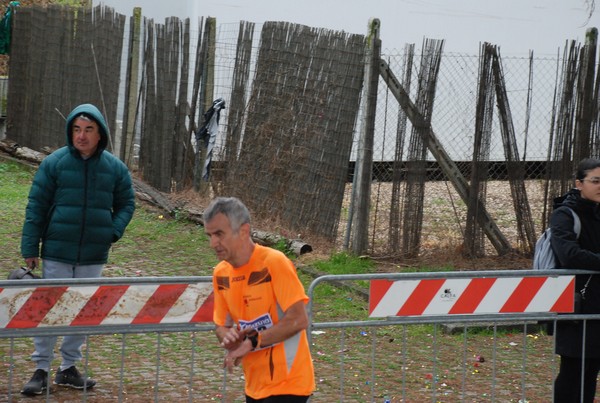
[212,244,315,399]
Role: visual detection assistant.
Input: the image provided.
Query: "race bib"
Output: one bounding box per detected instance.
[239,313,276,350]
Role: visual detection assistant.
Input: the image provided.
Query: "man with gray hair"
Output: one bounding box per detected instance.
[205,197,315,402]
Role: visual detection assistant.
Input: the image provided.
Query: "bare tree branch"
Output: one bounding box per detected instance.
[585,0,596,24]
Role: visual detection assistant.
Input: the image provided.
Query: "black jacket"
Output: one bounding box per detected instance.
[551,188,600,357]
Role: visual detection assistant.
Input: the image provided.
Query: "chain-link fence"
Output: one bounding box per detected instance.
[4,4,598,260]
[353,33,598,258]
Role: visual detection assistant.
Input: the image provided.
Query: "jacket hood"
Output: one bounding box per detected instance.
[554,187,600,216]
[65,104,110,154]
[553,188,582,209]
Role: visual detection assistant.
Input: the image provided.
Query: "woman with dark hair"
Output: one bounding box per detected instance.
[551,158,600,402]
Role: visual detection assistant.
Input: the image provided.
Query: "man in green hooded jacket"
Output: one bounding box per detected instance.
[20,103,135,396]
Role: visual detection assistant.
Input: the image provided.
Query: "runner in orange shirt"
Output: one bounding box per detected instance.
[204,197,315,402]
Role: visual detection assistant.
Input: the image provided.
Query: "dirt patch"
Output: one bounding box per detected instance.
[155,180,541,272]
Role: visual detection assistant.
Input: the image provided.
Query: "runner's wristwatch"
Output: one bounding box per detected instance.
[246,330,259,350]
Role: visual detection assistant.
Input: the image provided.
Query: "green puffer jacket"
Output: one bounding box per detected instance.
[21,104,135,265]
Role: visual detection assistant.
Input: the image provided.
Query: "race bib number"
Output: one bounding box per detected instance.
[239,314,275,350]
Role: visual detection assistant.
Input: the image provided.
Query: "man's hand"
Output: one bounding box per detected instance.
[223,354,242,373]
[223,336,254,373]
[220,325,245,350]
[24,257,39,270]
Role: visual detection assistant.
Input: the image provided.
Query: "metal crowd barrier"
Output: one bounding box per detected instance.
[1,270,596,402]
[307,269,597,402]
[0,276,235,402]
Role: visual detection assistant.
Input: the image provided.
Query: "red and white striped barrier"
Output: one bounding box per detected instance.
[0,283,214,329]
[369,275,575,317]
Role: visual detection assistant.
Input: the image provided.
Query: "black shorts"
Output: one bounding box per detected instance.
[246,394,310,403]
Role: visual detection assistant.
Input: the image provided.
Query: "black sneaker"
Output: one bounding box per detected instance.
[53,366,96,390]
[21,369,48,395]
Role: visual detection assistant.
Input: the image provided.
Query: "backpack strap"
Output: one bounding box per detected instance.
[564,207,581,239]
[563,207,592,298]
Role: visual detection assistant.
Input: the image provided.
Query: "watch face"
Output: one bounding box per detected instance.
[249,334,258,348]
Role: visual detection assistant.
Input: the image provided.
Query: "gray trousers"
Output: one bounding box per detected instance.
[31,260,103,371]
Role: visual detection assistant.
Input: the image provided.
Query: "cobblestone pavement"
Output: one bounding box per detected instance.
[2,323,566,402]
[1,332,247,402]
